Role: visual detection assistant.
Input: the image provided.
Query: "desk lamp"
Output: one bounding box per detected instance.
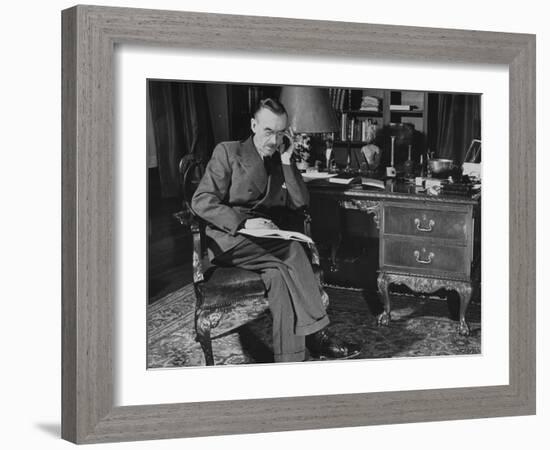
[279,86,339,170]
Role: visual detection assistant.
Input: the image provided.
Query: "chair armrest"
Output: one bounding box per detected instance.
[307,241,321,267]
[173,207,205,283]
[173,208,194,227]
[302,208,312,238]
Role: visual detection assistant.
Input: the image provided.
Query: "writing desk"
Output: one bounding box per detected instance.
[307,179,481,336]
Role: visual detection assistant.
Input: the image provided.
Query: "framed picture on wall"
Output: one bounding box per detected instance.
[62,5,535,444]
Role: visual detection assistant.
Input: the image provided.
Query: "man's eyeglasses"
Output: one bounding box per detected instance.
[264,129,291,140]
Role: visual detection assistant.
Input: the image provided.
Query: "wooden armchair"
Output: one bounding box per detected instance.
[175,155,328,366]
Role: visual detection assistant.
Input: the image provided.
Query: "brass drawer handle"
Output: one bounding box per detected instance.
[414,217,435,232]
[414,249,435,264]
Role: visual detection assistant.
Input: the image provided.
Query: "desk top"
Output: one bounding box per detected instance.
[306,179,480,206]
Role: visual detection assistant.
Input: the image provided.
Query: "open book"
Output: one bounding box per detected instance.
[361,177,385,189]
[328,175,361,185]
[302,172,338,182]
[238,228,313,244]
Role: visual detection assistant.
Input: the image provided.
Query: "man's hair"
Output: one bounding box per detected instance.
[253,98,287,119]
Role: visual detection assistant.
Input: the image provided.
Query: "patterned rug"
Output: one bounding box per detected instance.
[147,284,481,368]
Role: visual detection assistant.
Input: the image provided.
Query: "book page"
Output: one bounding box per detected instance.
[238,228,313,244]
[362,178,385,189]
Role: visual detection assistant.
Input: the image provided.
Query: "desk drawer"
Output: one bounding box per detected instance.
[384,205,470,242]
[381,238,470,277]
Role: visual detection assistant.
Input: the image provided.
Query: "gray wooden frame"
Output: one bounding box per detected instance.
[62,5,536,444]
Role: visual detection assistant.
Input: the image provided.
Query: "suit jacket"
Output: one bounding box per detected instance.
[191,136,309,259]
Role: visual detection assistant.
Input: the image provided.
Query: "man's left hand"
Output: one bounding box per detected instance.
[280,128,295,165]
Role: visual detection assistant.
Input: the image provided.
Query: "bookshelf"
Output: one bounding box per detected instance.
[330,88,430,171]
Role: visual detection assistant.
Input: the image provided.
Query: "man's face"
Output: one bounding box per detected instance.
[251,108,288,158]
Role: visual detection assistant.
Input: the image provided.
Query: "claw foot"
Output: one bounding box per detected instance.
[458,319,470,336]
[377,311,391,327]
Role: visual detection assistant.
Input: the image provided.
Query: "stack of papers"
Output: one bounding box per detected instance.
[302,172,338,182]
[360,95,381,112]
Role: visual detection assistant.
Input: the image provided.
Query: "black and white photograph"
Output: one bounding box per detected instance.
[146,81,482,368]
[3,0,545,447]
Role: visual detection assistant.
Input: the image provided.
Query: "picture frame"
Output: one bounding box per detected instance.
[61,5,536,444]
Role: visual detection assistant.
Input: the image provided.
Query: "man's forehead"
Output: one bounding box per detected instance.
[256,108,287,129]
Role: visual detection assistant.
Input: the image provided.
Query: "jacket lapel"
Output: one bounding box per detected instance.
[252,152,285,210]
[236,136,267,195]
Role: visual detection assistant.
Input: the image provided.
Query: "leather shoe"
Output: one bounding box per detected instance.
[306,329,361,360]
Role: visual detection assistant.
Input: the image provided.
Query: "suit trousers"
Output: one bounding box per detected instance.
[213,238,329,362]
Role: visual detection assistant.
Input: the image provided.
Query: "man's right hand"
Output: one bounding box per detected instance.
[244,218,279,230]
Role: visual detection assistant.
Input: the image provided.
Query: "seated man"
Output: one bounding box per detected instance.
[191,98,359,362]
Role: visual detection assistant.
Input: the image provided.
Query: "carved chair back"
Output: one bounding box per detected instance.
[178,155,209,282]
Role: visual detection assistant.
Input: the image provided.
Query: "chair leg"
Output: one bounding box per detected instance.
[196,330,214,366]
[196,310,215,366]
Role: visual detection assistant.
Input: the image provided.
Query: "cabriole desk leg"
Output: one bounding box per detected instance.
[377,272,391,326]
[457,283,473,336]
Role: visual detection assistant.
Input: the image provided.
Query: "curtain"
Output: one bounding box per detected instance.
[146,85,158,169]
[433,94,481,163]
[147,81,213,198]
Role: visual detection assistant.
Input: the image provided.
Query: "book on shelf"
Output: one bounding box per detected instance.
[361,120,369,142]
[329,174,361,185]
[340,113,348,141]
[350,118,370,142]
[331,88,346,111]
[390,104,415,111]
[238,228,313,244]
[334,88,346,111]
[339,115,381,142]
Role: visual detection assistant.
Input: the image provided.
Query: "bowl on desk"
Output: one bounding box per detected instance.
[427,158,459,178]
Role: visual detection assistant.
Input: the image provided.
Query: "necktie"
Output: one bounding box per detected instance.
[263,155,272,176]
